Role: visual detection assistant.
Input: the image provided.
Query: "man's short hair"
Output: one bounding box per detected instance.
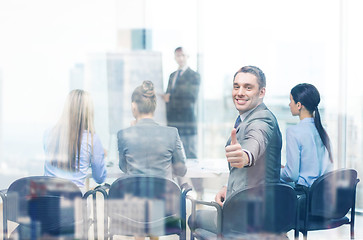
[174,46,183,52]
[174,46,189,56]
[233,65,266,89]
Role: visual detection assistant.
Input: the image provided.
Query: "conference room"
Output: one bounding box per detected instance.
[0,0,363,239]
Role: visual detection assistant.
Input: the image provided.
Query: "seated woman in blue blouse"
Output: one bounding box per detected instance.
[44,89,107,193]
[281,83,333,187]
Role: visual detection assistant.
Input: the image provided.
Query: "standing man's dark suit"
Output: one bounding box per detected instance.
[164,47,202,195]
[165,66,200,145]
[164,47,200,159]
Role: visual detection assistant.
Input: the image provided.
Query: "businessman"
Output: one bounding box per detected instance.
[163,47,202,195]
[190,65,282,233]
[164,47,200,159]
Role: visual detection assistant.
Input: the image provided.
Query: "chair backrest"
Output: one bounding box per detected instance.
[309,168,359,219]
[107,175,183,237]
[222,183,297,235]
[6,176,83,237]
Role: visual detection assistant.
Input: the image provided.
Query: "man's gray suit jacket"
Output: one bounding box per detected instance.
[226,103,282,198]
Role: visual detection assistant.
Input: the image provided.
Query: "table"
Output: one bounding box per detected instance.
[86,158,230,190]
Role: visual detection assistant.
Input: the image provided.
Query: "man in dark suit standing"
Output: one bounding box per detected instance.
[163,47,202,193]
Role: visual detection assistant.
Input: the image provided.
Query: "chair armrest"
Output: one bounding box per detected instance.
[83,189,95,199]
[294,184,309,196]
[94,185,108,199]
[0,191,8,240]
[83,187,109,239]
[187,195,222,208]
[180,183,193,196]
[82,189,96,239]
[94,183,111,191]
[0,191,6,201]
[186,195,222,235]
[294,184,309,232]
[92,185,109,240]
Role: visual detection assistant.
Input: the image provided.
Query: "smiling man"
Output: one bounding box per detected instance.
[215,65,282,206]
[188,66,283,234]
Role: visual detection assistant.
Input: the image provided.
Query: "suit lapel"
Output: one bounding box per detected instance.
[167,71,178,93]
[243,103,267,122]
[226,103,266,170]
[176,67,191,85]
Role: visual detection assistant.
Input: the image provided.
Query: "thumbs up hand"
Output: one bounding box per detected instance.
[225,129,250,168]
[230,128,238,145]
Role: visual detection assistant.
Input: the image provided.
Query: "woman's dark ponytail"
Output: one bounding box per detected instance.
[314,107,333,162]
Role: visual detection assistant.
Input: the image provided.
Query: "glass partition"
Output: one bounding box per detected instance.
[0,0,362,210]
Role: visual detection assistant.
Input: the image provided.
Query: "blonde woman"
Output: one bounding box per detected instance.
[44,89,107,192]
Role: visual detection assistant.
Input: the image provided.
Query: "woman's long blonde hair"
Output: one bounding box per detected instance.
[47,89,95,171]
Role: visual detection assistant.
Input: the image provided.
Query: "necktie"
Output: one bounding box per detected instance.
[172,69,182,90]
[234,115,241,129]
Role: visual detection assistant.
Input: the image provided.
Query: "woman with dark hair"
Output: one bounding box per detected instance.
[280,83,333,187]
[117,80,187,180]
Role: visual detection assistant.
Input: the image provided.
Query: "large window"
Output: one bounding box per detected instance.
[345,0,363,209]
[1,0,362,208]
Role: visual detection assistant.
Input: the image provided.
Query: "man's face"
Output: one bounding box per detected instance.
[232,72,265,114]
[174,50,188,68]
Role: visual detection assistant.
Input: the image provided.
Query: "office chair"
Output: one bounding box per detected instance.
[4,176,94,239]
[298,168,360,240]
[105,175,191,240]
[188,183,298,240]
